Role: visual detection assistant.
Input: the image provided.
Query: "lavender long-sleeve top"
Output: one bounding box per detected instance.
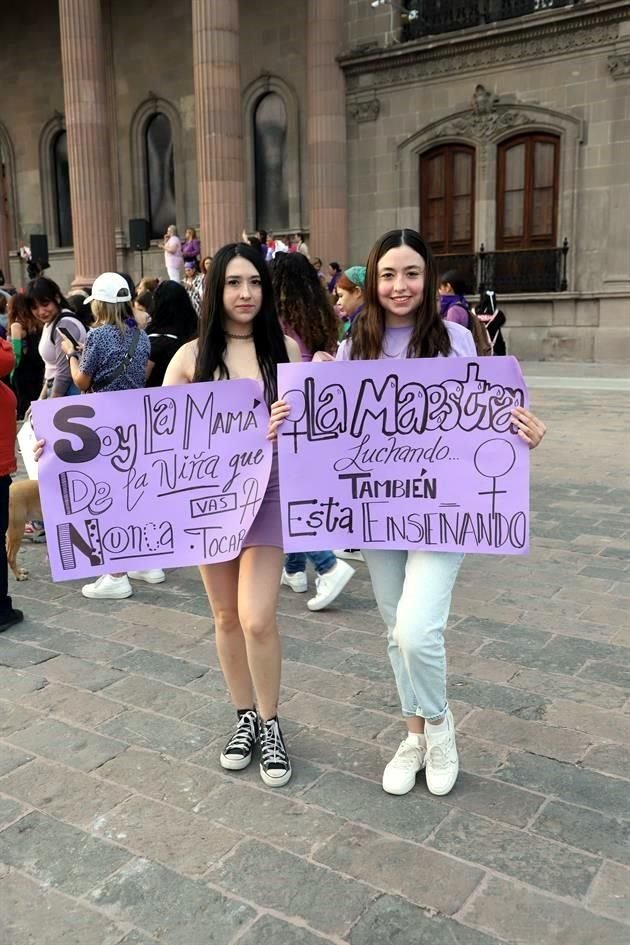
[336,321,476,361]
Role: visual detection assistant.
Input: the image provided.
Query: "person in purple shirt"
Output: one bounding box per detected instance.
[269,228,546,800]
[181,227,201,267]
[437,270,471,328]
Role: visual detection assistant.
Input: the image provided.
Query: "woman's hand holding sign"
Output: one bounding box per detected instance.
[268,400,292,441]
[511,407,546,449]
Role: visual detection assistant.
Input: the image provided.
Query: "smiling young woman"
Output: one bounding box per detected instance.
[269,228,546,799]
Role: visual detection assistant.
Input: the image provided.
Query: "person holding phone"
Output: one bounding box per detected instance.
[26,277,87,399]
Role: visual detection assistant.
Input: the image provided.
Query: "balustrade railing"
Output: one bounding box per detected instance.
[434,240,569,295]
[402,1,579,41]
[478,240,569,294]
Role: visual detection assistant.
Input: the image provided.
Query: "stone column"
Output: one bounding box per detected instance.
[306,0,348,264]
[192,0,245,254]
[58,0,116,287]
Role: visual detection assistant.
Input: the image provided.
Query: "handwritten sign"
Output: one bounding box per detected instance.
[31,380,272,581]
[278,357,530,555]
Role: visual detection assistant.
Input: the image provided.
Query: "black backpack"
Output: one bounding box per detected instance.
[443,299,492,357]
[50,309,89,344]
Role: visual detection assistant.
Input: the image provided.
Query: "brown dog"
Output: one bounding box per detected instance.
[7,479,42,581]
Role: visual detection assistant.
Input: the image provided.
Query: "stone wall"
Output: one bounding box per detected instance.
[341,1,630,360]
[0,0,628,359]
[498,295,630,362]
[1,0,65,286]
[342,3,630,289]
[0,0,309,289]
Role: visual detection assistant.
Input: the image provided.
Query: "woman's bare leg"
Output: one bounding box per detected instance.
[236,545,284,720]
[199,559,254,709]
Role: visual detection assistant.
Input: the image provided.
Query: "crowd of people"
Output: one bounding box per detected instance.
[1,224,543,797]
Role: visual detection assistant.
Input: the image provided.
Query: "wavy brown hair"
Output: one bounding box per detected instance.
[349,228,451,360]
[8,293,40,336]
[271,252,338,356]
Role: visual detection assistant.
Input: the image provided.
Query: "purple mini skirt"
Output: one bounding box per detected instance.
[242,449,283,550]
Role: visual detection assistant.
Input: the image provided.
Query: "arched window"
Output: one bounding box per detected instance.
[53,131,72,247]
[145,113,176,239]
[420,144,475,254]
[497,133,559,249]
[254,93,289,231]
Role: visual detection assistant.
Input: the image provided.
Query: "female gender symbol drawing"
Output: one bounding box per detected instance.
[474,438,517,514]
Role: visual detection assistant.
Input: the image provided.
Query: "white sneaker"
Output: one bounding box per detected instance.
[127,569,166,584]
[382,736,426,795]
[81,574,133,600]
[307,559,355,611]
[425,710,459,796]
[281,570,308,593]
[333,549,364,562]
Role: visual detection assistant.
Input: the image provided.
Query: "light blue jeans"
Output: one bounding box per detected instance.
[285,551,337,575]
[362,549,464,721]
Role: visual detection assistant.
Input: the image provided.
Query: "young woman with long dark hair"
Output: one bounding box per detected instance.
[145,280,198,387]
[164,242,301,787]
[27,277,86,399]
[270,228,546,798]
[7,293,44,419]
[271,251,355,610]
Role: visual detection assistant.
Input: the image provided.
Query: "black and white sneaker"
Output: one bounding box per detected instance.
[259,716,292,787]
[220,709,258,770]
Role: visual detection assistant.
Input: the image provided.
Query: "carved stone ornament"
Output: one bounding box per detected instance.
[608,53,630,78]
[434,88,532,141]
[471,84,499,116]
[348,99,381,123]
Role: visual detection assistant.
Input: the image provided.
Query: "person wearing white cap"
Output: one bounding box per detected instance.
[55,272,163,599]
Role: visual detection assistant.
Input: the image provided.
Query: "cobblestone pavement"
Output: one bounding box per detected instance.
[1,366,629,945]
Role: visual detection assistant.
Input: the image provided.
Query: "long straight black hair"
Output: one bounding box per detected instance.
[194,242,288,405]
[152,280,198,340]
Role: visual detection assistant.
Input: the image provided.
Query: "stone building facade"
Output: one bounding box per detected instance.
[1,0,629,361]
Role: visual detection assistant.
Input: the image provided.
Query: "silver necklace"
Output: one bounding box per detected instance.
[383,345,408,358]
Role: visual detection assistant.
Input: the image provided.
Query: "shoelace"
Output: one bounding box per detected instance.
[260,719,288,769]
[427,738,453,768]
[392,741,423,769]
[224,713,257,756]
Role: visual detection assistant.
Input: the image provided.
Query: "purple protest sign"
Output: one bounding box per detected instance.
[278,357,530,555]
[31,380,272,581]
